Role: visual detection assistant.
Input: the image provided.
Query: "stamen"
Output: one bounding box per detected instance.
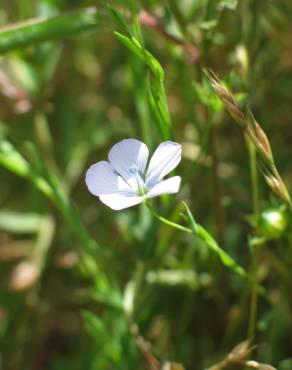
[129,164,139,176]
[129,164,148,196]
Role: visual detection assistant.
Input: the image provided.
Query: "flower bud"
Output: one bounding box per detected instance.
[259,206,289,239]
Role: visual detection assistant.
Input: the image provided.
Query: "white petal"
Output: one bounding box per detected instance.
[146,141,181,187]
[108,139,149,184]
[99,194,143,210]
[145,176,181,198]
[85,161,133,196]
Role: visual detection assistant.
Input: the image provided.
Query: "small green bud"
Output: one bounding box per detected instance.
[259,206,289,239]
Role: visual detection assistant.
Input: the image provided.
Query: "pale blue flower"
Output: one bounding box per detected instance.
[85,139,181,210]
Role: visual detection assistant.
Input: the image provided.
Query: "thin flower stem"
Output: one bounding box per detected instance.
[145,201,247,278]
[145,202,193,235]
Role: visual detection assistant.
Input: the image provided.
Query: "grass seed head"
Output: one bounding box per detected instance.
[246,111,274,166]
[209,73,246,125]
[264,170,291,206]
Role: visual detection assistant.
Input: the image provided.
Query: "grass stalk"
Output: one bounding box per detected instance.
[210,125,225,245]
[246,138,260,345]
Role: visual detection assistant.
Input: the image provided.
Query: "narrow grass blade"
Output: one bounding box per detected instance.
[0,140,54,199]
[0,7,100,54]
[181,201,198,233]
[109,4,172,140]
[0,211,43,234]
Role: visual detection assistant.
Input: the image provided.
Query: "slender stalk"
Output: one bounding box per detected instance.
[145,202,246,277]
[247,245,260,344]
[241,0,261,345]
[247,139,260,218]
[246,138,260,345]
[210,125,225,245]
[146,203,193,235]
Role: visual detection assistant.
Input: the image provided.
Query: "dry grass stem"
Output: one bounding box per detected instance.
[208,72,291,206]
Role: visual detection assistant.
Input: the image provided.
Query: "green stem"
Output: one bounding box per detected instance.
[248,139,260,218]
[145,202,246,277]
[246,138,260,345]
[210,125,225,245]
[247,244,260,344]
[146,203,193,235]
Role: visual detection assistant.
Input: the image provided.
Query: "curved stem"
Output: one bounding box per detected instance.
[145,201,246,278]
[145,202,192,235]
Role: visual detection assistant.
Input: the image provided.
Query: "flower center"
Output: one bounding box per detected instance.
[129,164,148,196]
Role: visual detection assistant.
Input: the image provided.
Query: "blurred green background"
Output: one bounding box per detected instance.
[0,1,292,369]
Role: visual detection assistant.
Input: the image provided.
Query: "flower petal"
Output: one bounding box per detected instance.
[99,194,143,210]
[146,141,182,187]
[108,139,149,184]
[85,161,133,196]
[145,176,181,198]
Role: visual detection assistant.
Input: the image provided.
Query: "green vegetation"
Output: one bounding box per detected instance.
[0,1,291,369]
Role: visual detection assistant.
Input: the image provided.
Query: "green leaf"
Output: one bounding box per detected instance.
[114,31,171,140]
[82,310,107,341]
[0,140,92,253]
[219,0,239,10]
[111,11,171,140]
[199,19,218,31]
[148,203,245,277]
[7,58,39,96]
[107,4,132,38]
[0,140,54,199]
[0,211,43,234]
[181,201,198,233]
[114,31,164,80]
[193,77,224,112]
[196,223,246,277]
[182,202,245,276]
[148,81,172,141]
[0,7,99,54]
